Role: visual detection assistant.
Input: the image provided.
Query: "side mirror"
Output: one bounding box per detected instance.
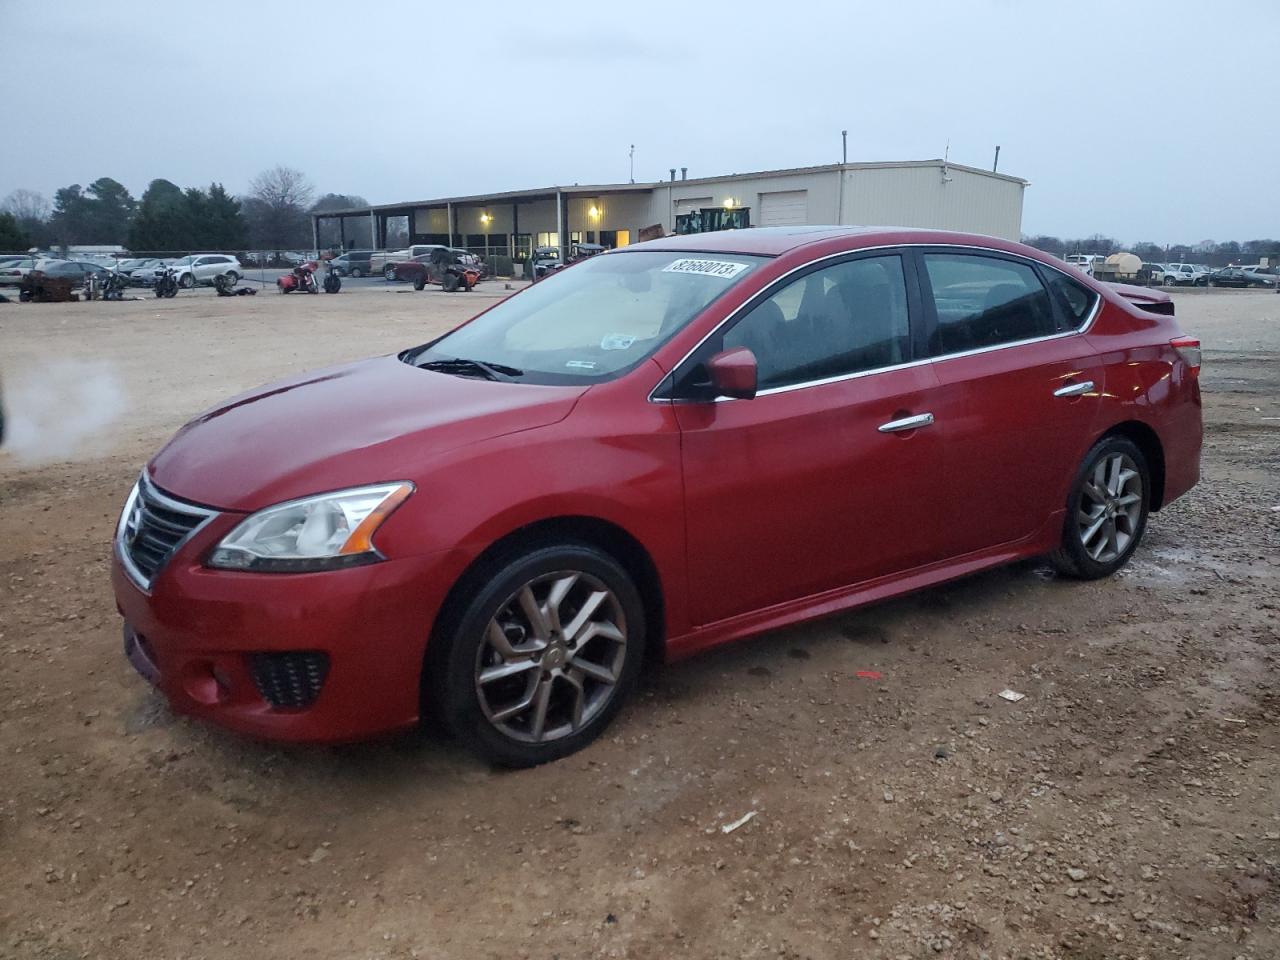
[705,347,758,400]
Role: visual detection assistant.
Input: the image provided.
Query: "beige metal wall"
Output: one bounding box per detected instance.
[840,165,1024,240]
[646,170,841,233]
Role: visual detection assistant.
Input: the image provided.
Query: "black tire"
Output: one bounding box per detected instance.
[226,271,239,284]
[1048,435,1150,580]
[384,265,397,281]
[19,288,31,302]
[351,267,364,278]
[442,273,459,293]
[413,275,426,291]
[178,272,194,289]
[324,274,342,294]
[427,542,646,768]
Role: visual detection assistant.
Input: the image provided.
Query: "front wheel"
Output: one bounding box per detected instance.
[384,265,397,281]
[442,273,459,293]
[350,267,364,278]
[428,543,645,767]
[413,275,426,291]
[1048,435,1150,580]
[178,273,194,289]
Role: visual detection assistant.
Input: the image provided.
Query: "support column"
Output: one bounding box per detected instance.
[555,189,565,263]
[511,203,518,260]
[370,209,377,249]
[339,217,346,250]
[447,202,454,248]
[310,216,319,255]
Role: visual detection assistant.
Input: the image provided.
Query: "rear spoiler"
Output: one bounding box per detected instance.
[1106,282,1175,316]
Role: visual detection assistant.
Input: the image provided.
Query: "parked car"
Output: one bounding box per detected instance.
[329,251,374,278]
[111,226,1203,766]
[1164,263,1210,286]
[1239,265,1279,288]
[1064,253,1103,277]
[523,245,563,280]
[33,260,114,286]
[382,245,450,280]
[182,254,243,288]
[393,248,482,292]
[1208,267,1249,288]
[0,255,54,286]
[126,258,179,287]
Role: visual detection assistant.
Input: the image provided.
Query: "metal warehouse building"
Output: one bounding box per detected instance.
[312,159,1026,263]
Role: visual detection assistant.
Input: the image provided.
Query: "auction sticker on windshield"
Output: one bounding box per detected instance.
[662,258,750,279]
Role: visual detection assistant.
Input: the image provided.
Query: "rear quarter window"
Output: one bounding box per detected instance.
[1042,268,1100,329]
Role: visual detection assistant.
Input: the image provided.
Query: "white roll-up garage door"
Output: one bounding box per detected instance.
[759,190,808,226]
[675,196,712,214]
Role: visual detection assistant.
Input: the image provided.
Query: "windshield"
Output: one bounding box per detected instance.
[404,250,767,384]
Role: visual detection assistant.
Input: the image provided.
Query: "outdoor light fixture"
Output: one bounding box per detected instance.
[588,205,600,219]
[480,213,492,225]
[724,197,736,209]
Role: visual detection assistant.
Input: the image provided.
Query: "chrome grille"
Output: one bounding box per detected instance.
[117,475,217,589]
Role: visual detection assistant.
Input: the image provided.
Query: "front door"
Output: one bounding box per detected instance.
[672,252,947,626]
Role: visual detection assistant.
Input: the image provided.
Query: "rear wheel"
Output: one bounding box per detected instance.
[1048,435,1150,580]
[351,267,364,278]
[413,275,426,291]
[442,273,459,293]
[179,272,194,289]
[429,543,645,767]
[384,265,397,281]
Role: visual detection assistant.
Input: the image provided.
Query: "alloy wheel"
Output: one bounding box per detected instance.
[1076,452,1143,563]
[474,571,627,744]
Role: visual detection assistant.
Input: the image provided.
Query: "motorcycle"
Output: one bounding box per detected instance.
[98,270,131,301]
[322,260,342,294]
[277,261,319,294]
[153,266,179,298]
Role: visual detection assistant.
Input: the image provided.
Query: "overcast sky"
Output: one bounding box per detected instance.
[3,0,1276,243]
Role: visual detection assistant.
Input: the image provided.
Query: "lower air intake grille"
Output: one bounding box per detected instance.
[250,652,330,709]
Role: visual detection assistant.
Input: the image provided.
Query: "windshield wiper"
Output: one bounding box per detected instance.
[418,356,523,382]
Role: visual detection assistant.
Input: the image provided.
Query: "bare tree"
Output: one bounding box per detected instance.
[249,166,315,211]
[244,166,316,251]
[2,188,51,222]
[2,188,52,245]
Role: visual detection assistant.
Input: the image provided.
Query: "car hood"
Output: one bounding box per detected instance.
[148,355,586,511]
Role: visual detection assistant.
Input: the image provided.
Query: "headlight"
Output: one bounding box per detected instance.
[207,482,413,572]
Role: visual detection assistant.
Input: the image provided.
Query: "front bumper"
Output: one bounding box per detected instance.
[111,534,463,743]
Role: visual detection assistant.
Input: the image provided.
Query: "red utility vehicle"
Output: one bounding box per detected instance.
[112,227,1202,766]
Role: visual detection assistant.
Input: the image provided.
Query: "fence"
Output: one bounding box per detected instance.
[0,246,527,297]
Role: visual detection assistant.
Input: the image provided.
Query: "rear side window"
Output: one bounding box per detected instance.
[1043,268,1099,328]
[922,254,1055,355]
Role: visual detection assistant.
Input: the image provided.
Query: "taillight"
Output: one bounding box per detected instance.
[1171,336,1201,376]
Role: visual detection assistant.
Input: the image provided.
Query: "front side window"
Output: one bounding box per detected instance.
[722,255,910,390]
[405,251,767,384]
[922,253,1055,355]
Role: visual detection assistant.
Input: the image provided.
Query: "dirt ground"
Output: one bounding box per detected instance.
[1,284,1277,960]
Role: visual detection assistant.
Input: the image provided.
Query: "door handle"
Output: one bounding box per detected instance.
[1053,380,1095,398]
[878,413,935,433]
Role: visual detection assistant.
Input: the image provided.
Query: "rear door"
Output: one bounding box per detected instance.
[672,251,947,626]
[913,250,1105,558]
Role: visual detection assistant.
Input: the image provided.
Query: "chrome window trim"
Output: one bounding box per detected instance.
[116,472,219,593]
[648,242,1104,403]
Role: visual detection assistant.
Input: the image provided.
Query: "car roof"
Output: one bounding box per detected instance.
[622,225,1034,258]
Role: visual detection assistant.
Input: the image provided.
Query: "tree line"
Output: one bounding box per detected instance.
[1023,234,1279,264]
[0,167,374,254]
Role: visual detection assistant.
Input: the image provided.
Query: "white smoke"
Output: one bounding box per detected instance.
[1,359,127,465]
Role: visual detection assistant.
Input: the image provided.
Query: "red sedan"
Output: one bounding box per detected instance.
[111,227,1202,766]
